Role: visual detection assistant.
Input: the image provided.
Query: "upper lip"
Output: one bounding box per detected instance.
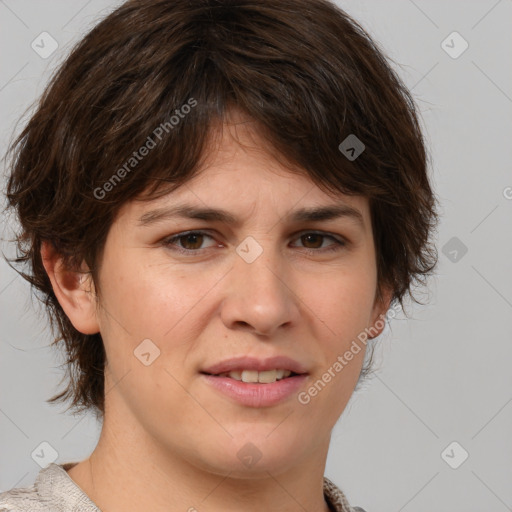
[201,356,309,375]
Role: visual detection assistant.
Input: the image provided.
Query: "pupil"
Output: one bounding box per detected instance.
[183,234,202,249]
[304,234,322,248]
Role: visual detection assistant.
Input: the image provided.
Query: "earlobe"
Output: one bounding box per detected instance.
[40,240,100,335]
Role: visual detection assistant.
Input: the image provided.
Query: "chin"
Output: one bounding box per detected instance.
[192,432,303,477]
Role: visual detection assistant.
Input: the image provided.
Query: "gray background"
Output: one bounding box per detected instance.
[1,1,511,511]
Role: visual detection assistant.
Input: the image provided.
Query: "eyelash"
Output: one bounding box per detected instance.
[161,230,347,256]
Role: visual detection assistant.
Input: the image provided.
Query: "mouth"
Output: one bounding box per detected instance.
[199,369,309,407]
[199,356,310,406]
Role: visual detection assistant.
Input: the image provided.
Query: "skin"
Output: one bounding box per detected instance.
[41,109,392,512]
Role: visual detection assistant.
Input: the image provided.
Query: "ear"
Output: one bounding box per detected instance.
[41,240,100,335]
[368,285,394,339]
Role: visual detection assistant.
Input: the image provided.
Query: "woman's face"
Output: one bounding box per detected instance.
[86,115,391,477]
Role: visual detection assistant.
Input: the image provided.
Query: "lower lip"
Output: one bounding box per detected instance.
[201,374,308,407]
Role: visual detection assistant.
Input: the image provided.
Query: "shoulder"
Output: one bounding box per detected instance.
[323,476,368,512]
[0,481,50,512]
[0,463,99,512]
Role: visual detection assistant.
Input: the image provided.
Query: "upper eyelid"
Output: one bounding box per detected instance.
[163,229,346,246]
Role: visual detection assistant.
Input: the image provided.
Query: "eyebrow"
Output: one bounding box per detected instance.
[137,203,365,229]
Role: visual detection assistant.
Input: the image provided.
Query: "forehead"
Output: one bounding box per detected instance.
[120,109,371,227]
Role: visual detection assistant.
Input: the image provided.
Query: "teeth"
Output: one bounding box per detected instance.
[242,370,259,383]
[216,369,293,383]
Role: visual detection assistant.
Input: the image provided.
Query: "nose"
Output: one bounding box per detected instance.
[220,243,300,337]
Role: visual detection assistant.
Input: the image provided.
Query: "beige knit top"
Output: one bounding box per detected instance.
[0,462,367,512]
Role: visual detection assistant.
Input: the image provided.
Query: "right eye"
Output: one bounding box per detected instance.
[161,230,220,254]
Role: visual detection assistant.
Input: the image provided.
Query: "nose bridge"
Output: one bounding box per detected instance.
[239,228,287,277]
[221,235,298,335]
[238,239,280,290]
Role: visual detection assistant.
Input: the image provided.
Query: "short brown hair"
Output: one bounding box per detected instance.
[3,0,439,420]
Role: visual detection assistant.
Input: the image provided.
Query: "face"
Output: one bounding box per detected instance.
[53,112,391,478]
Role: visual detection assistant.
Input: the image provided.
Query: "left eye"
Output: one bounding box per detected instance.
[290,232,344,251]
[163,231,219,252]
[161,230,346,254]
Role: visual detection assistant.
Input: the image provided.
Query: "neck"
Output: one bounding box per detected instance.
[67,398,333,512]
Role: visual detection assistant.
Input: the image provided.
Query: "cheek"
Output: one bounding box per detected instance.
[304,274,375,414]
[307,269,376,343]
[99,253,213,339]
[97,261,227,388]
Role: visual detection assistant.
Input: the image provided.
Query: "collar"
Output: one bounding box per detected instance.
[32,463,362,512]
